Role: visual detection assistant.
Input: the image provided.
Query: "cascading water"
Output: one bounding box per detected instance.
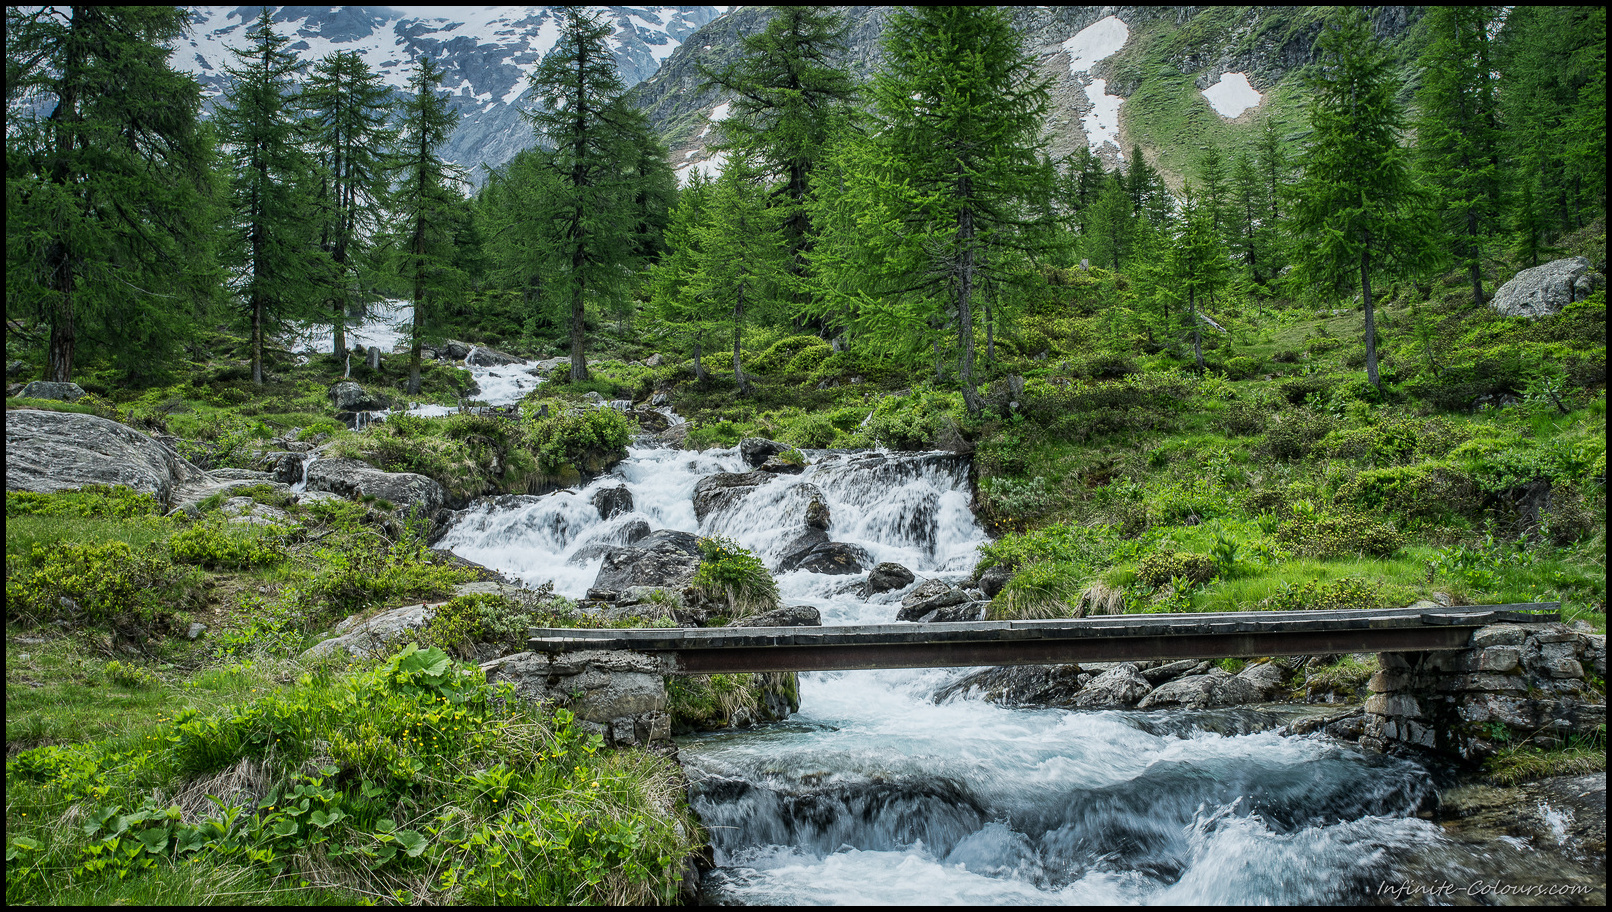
[431,444,1496,904]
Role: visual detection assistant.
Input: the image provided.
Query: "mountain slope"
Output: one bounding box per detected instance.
[175,5,727,182]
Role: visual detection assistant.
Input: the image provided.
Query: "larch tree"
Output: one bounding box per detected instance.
[1415,5,1503,310]
[388,55,464,396]
[1288,7,1437,390]
[524,9,650,382]
[690,156,789,395]
[1170,183,1231,372]
[847,7,1056,417]
[6,5,216,383]
[698,6,856,308]
[303,49,395,362]
[216,7,322,386]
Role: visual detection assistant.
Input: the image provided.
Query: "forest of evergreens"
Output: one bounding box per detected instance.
[6,6,1606,905]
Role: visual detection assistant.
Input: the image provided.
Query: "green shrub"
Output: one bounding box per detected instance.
[1261,412,1337,461]
[167,518,288,569]
[750,335,828,375]
[978,476,1056,531]
[1135,551,1219,590]
[986,561,1085,620]
[1260,576,1386,612]
[1278,505,1404,558]
[6,540,200,629]
[6,485,162,520]
[691,536,778,619]
[526,406,633,475]
[421,592,543,656]
[1334,462,1481,523]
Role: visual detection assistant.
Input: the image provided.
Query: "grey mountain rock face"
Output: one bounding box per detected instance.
[173,6,725,185]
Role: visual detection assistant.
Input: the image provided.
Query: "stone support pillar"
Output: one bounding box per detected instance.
[483,649,673,750]
[1363,623,1605,760]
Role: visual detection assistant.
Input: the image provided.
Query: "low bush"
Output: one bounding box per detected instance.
[691,537,778,619]
[1334,462,1482,524]
[1259,576,1387,612]
[167,518,288,569]
[6,485,162,519]
[1277,504,1404,559]
[1135,550,1219,590]
[6,539,200,630]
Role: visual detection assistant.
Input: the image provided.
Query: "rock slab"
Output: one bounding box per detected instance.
[7,409,208,507]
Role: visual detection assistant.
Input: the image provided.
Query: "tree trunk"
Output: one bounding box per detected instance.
[1466,209,1484,308]
[957,203,982,418]
[252,297,264,386]
[733,281,748,395]
[1361,240,1379,390]
[569,279,588,382]
[1189,286,1204,371]
[47,282,74,383]
[693,333,705,383]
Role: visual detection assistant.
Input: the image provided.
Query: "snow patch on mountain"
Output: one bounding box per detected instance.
[1201,72,1261,118]
[1062,16,1130,156]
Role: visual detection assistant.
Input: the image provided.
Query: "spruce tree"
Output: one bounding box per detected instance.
[699,7,856,303]
[388,56,464,396]
[1289,8,1437,390]
[525,9,648,382]
[1230,150,1263,283]
[1197,142,1228,243]
[1255,118,1288,280]
[216,8,322,386]
[6,6,215,383]
[1415,6,1502,309]
[648,172,717,381]
[304,50,395,361]
[849,7,1055,417]
[1085,171,1134,271]
[1170,183,1231,372]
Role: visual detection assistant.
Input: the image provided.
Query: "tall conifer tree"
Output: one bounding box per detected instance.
[699,7,855,304]
[7,6,215,382]
[388,56,463,396]
[1289,8,1436,390]
[217,8,321,386]
[1416,6,1502,309]
[525,9,650,382]
[844,7,1055,416]
[304,50,395,361]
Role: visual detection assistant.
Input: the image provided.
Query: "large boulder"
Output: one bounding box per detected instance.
[592,530,701,591]
[18,380,86,401]
[328,381,390,412]
[863,562,916,597]
[304,603,435,659]
[731,604,822,627]
[933,664,1088,707]
[1136,668,1264,710]
[691,470,774,522]
[304,457,446,518]
[1071,663,1154,708]
[7,408,208,507]
[897,578,967,621]
[739,437,789,468]
[1490,257,1599,319]
[591,484,634,520]
[975,564,1012,599]
[778,539,874,575]
[466,345,524,367]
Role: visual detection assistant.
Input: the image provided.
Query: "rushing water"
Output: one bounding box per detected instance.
[432,440,1491,904]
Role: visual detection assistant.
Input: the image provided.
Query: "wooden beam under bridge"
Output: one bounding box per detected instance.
[529,603,1560,674]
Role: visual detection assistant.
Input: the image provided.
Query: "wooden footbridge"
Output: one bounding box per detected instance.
[530,603,1560,674]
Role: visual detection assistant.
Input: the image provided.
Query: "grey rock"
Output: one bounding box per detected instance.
[591,484,634,520]
[1141,659,1210,684]
[1072,663,1154,708]
[303,457,446,518]
[466,344,523,367]
[758,455,805,475]
[731,604,822,627]
[583,391,606,404]
[304,603,435,659]
[18,380,86,401]
[252,451,305,485]
[567,519,653,564]
[782,540,874,576]
[804,491,831,530]
[328,381,389,412]
[7,409,209,507]
[691,470,775,522]
[483,650,669,746]
[440,340,473,360]
[1236,660,1289,699]
[933,664,1087,707]
[208,468,275,482]
[219,495,294,527]
[1489,257,1597,319]
[739,437,789,468]
[187,622,208,640]
[863,562,916,597]
[593,530,701,591]
[897,579,967,621]
[926,600,988,623]
[1137,669,1265,709]
[976,564,1012,599]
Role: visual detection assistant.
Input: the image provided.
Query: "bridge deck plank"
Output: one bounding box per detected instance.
[529,604,1559,672]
